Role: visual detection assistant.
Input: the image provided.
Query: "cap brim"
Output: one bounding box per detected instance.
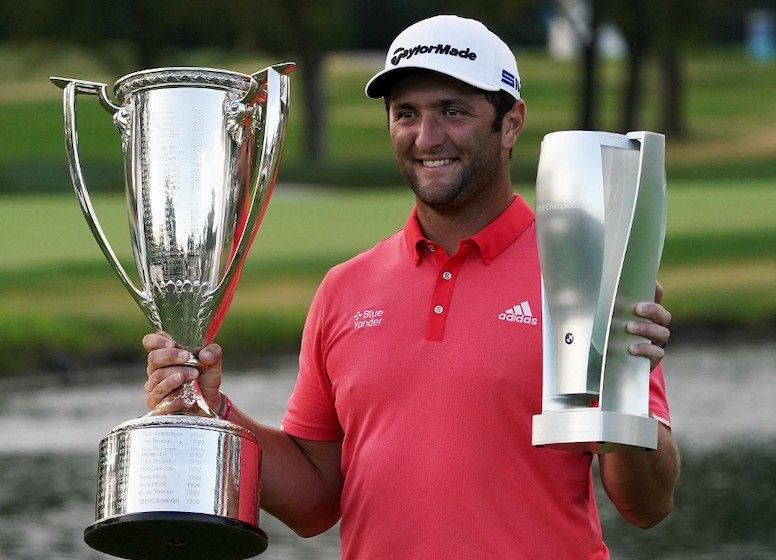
[365,68,419,98]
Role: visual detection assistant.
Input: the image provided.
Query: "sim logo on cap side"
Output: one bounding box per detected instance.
[501,70,519,93]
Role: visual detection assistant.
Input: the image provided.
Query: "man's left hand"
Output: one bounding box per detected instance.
[627,281,672,371]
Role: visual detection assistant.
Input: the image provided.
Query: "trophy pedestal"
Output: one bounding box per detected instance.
[532,409,657,453]
[85,415,268,560]
[84,511,268,560]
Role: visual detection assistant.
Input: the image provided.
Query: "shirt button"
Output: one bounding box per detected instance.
[442,271,452,280]
[433,305,444,315]
[428,244,436,252]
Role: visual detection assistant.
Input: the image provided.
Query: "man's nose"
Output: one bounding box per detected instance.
[414,115,445,151]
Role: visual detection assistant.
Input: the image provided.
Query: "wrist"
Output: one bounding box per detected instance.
[216,391,233,421]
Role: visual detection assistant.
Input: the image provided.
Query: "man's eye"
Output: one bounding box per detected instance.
[444,108,464,117]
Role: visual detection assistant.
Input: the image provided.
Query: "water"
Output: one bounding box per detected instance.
[1,342,774,559]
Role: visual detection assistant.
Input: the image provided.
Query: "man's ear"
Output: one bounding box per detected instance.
[501,100,526,150]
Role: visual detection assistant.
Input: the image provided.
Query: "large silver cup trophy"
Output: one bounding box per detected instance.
[531,131,666,453]
[51,63,295,559]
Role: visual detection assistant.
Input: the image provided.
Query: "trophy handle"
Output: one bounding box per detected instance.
[205,63,294,332]
[243,61,295,103]
[50,77,150,309]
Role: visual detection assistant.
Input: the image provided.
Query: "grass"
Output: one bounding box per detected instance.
[1,45,775,372]
[658,182,776,327]
[2,182,775,373]
[0,189,417,372]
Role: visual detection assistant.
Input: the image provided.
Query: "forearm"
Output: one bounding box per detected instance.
[144,339,342,535]
[226,404,344,537]
[598,423,680,528]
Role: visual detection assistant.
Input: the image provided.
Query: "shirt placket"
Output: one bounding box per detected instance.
[424,242,471,341]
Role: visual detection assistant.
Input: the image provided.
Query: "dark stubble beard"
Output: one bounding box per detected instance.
[399,136,502,215]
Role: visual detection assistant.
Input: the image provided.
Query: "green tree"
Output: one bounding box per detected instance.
[555,0,698,137]
[608,0,697,137]
[652,0,692,138]
[249,0,355,162]
[0,0,356,163]
[607,0,650,133]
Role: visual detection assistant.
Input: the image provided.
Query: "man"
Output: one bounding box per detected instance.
[145,15,679,559]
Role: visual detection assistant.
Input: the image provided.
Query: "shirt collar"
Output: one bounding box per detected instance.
[404,194,535,265]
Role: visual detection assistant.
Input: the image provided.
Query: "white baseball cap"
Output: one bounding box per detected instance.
[365,15,521,101]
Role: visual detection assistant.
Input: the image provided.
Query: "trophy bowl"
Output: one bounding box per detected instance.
[51,63,294,559]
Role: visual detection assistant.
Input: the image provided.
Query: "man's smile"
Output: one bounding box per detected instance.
[419,158,456,168]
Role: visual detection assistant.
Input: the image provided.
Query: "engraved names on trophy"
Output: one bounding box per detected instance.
[125,427,219,514]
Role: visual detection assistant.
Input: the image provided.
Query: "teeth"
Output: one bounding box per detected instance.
[422,159,453,168]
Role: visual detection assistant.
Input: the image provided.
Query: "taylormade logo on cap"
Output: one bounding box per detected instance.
[390,43,478,66]
[365,15,521,101]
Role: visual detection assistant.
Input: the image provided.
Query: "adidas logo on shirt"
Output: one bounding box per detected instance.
[498,301,538,325]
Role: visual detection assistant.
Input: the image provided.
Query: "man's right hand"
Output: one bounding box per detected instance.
[143,333,225,413]
[143,332,346,536]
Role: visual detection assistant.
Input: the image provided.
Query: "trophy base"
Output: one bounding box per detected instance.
[84,511,269,560]
[532,409,658,453]
[87,415,266,559]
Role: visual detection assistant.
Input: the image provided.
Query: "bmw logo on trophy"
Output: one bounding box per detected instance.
[51,63,294,559]
[532,130,667,453]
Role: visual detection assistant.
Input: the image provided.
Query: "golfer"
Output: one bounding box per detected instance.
[144,15,679,559]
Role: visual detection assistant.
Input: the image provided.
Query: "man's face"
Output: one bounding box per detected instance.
[387,72,508,213]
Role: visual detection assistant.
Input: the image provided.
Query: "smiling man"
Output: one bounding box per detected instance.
[144,15,679,559]
[385,71,523,254]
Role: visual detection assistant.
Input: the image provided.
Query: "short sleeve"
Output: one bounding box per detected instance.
[648,363,671,428]
[282,278,344,441]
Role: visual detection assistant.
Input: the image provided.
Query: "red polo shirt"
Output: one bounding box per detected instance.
[283,195,671,559]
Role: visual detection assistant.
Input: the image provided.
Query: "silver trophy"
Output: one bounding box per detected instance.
[531,130,666,453]
[51,63,295,559]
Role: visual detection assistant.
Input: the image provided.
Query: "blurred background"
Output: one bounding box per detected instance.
[0,0,775,559]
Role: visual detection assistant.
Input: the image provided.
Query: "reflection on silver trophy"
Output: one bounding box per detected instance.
[532,131,667,453]
[51,63,294,559]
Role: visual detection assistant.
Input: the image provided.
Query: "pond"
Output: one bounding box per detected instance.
[1,340,774,559]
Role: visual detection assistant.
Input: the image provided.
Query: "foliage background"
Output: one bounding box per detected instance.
[0,2,775,373]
